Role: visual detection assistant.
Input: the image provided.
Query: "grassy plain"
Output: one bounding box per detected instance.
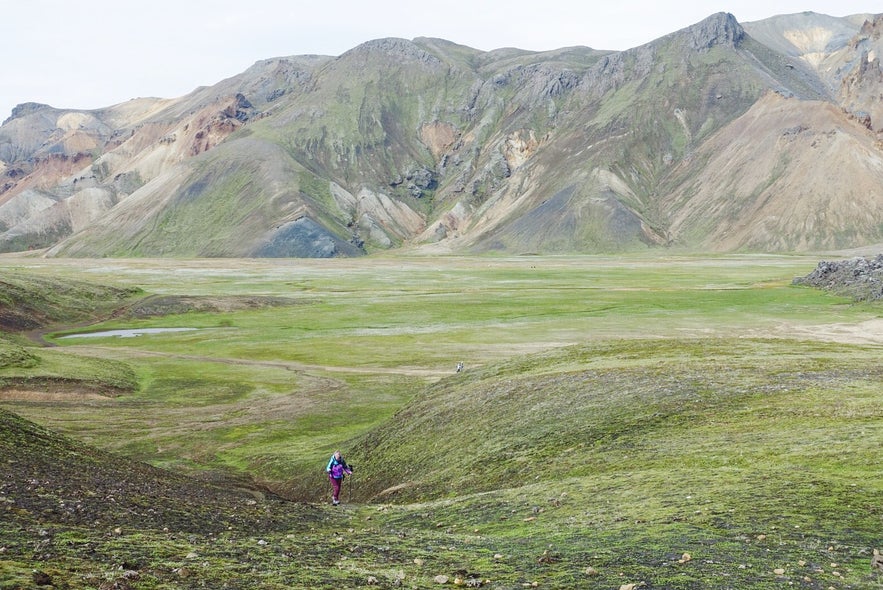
[2,253,883,588]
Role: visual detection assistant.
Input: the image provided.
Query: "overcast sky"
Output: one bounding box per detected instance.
[1,1,878,121]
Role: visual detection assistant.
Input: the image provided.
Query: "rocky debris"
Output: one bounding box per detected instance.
[224,93,257,123]
[390,166,437,198]
[266,88,286,102]
[491,65,581,102]
[792,254,883,301]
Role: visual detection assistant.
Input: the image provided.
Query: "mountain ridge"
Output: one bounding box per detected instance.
[1,11,881,257]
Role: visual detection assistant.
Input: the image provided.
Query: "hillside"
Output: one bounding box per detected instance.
[0,407,331,588]
[4,336,883,588]
[0,407,300,532]
[0,271,141,332]
[1,12,882,257]
[347,338,883,502]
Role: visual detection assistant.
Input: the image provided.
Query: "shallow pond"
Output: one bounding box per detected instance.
[59,327,200,339]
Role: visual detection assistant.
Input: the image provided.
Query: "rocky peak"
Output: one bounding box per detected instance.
[683,12,744,51]
[859,14,883,40]
[4,102,54,124]
[342,37,443,69]
[839,15,883,131]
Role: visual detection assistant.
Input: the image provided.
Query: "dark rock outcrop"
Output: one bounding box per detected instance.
[793,255,883,300]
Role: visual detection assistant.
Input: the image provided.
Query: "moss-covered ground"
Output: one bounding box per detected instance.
[1,254,882,588]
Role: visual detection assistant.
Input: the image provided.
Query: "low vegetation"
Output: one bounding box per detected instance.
[1,255,882,588]
[0,270,142,332]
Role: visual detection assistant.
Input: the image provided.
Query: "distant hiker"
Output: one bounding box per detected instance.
[326,450,353,506]
[456,361,464,373]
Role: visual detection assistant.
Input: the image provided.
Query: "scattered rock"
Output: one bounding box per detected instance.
[774,568,786,575]
[872,549,883,572]
[678,552,692,563]
[367,576,379,585]
[32,570,52,586]
[434,574,449,584]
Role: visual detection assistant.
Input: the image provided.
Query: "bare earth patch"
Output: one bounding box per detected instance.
[773,318,883,345]
[0,388,112,402]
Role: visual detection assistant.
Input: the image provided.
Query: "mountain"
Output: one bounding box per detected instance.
[1,11,881,257]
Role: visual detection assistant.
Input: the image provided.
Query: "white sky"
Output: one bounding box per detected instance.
[1,1,878,121]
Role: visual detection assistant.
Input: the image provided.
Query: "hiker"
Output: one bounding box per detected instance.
[325,450,353,506]
[456,361,464,373]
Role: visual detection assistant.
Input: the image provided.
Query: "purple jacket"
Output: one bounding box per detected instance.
[327,456,351,479]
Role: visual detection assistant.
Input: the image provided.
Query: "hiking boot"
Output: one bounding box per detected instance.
[332,499,340,506]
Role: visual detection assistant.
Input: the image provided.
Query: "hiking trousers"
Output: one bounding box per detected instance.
[329,475,342,502]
